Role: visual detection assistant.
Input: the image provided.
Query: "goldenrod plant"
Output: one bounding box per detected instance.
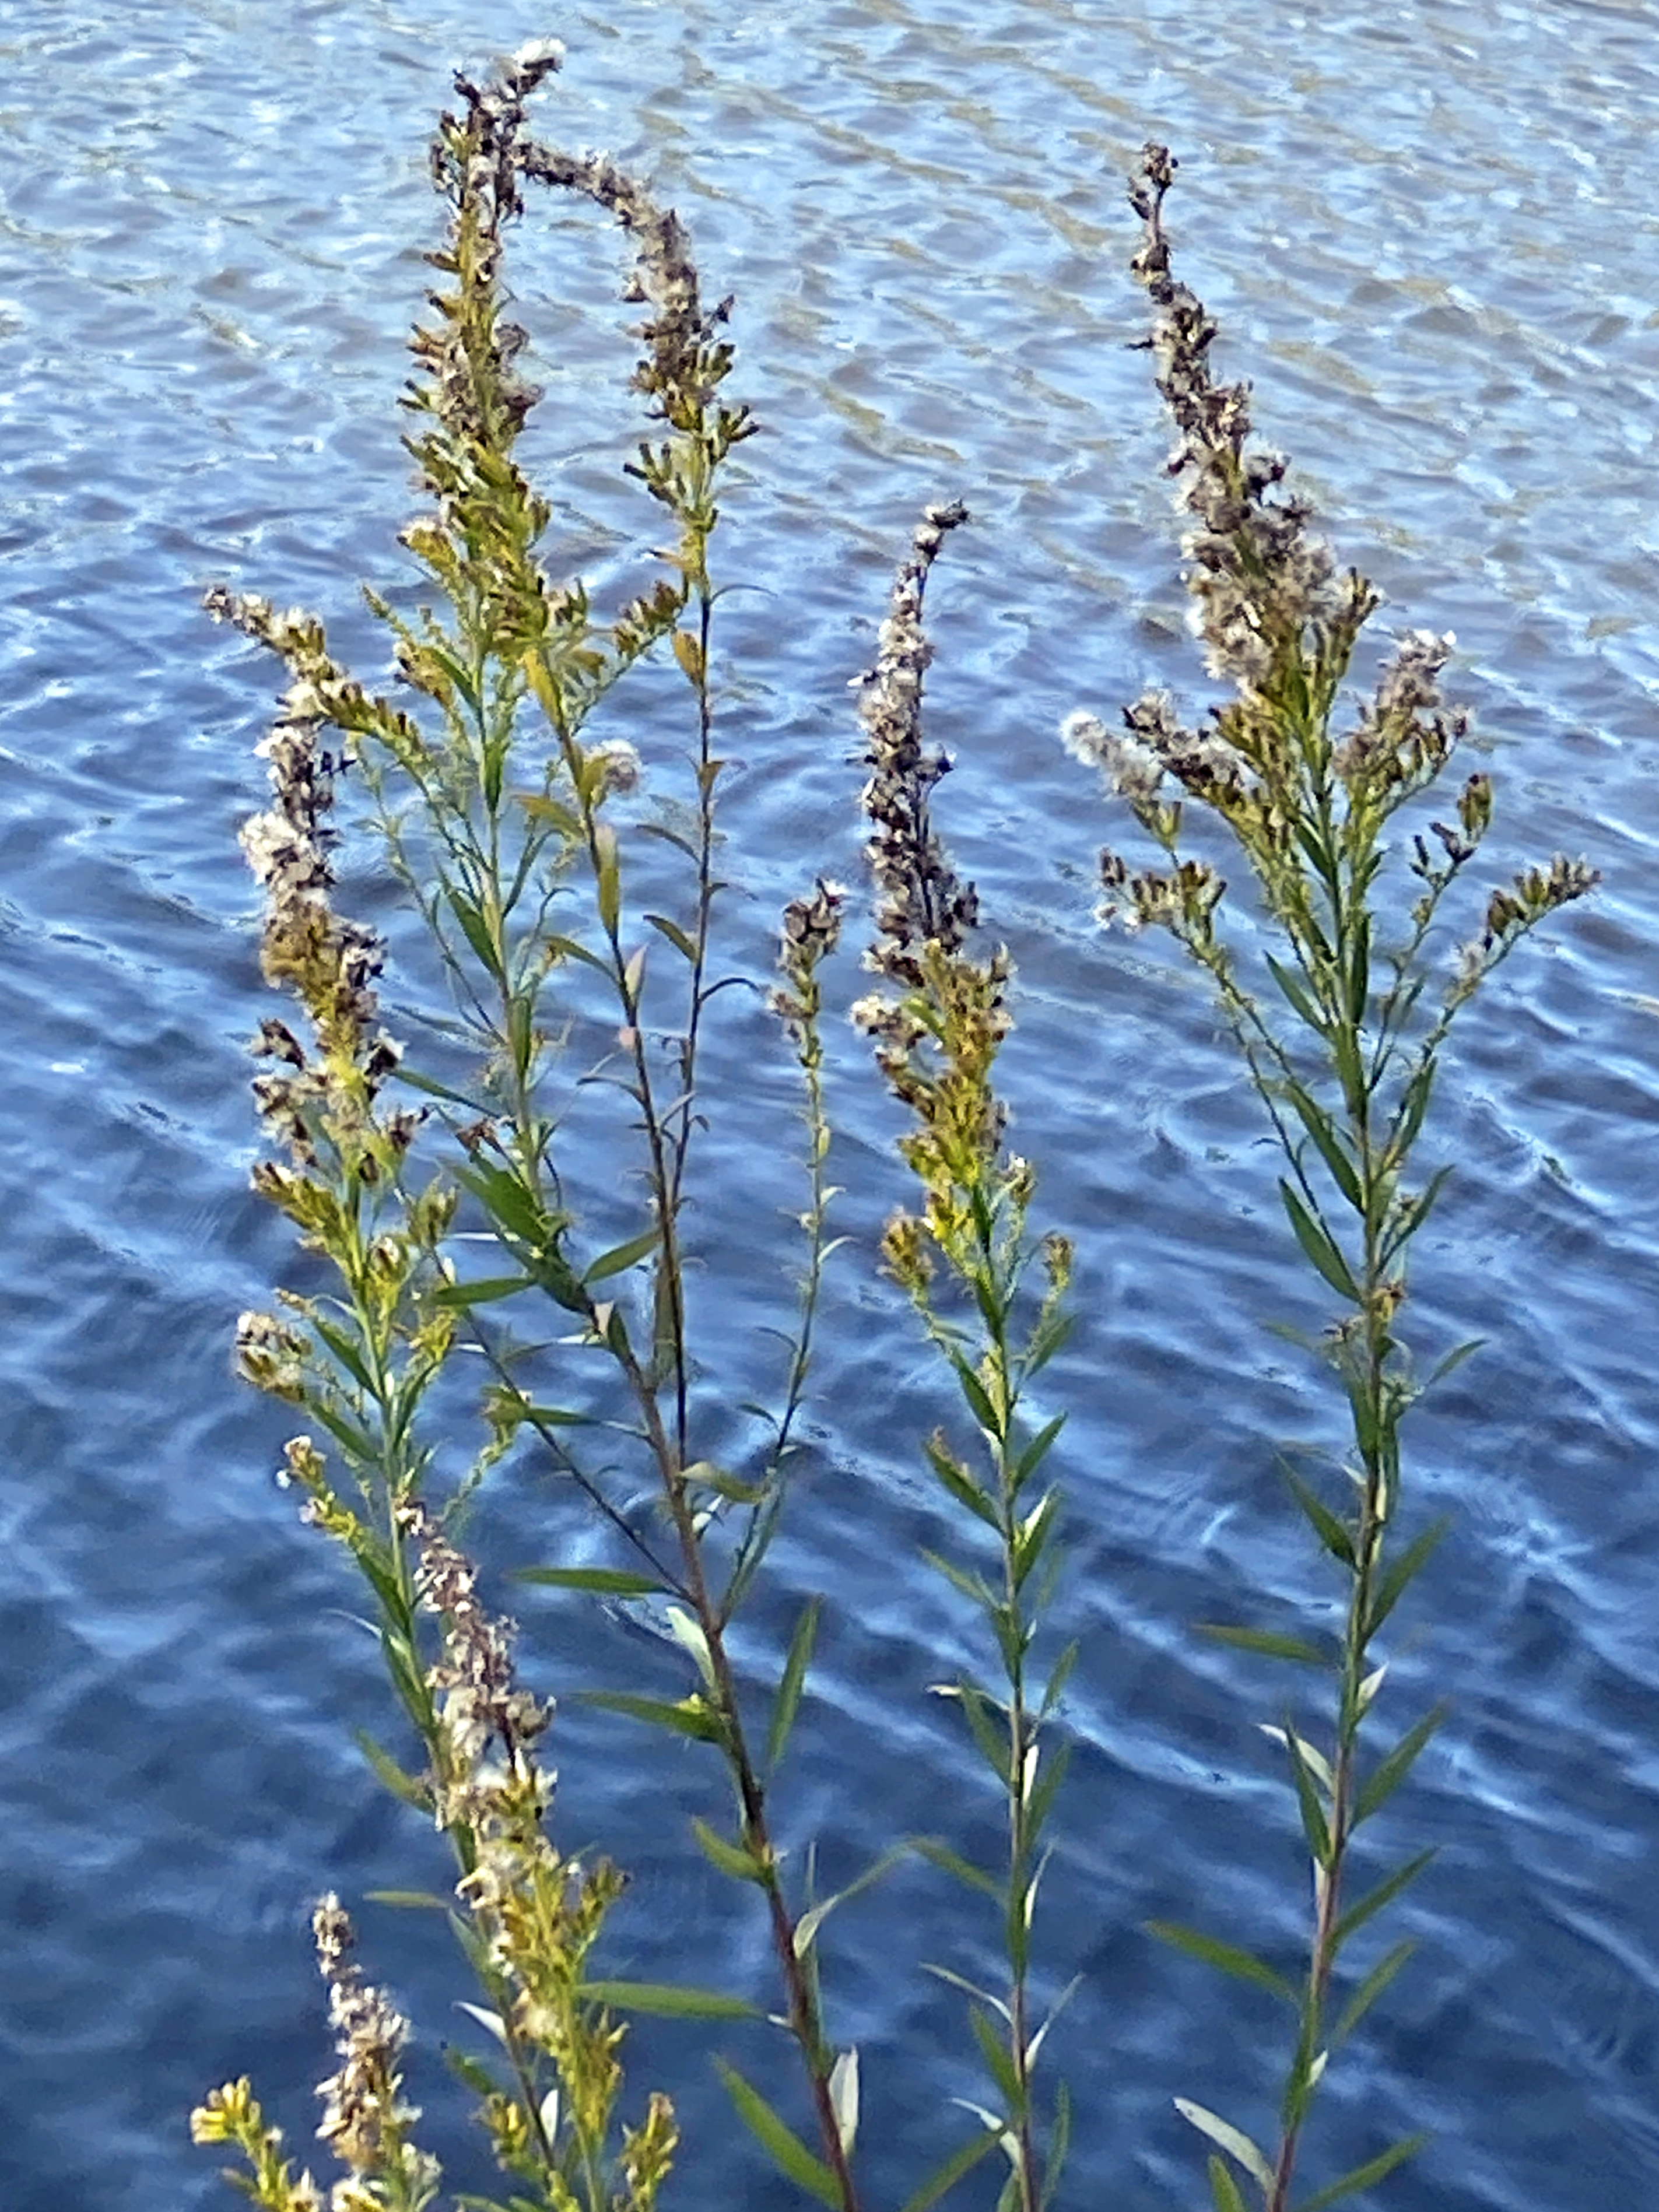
[1059,144,1597,2212]
[201,40,865,2212]
[853,503,1076,2212]
[195,525,673,2211]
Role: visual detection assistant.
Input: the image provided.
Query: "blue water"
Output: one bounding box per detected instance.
[4,1,1659,2206]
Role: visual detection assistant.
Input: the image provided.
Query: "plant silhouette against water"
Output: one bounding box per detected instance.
[191,48,1594,2212]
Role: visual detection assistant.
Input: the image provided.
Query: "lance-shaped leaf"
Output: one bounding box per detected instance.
[1146,1920,1296,2005]
[1353,1703,1446,1827]
[1281,1079,1363,1212]
[896,2126,999,2212]
[713,2059,840,2208]
[792,1844,913,1960]
[1173,2102,1274,2193]
[924,1432,999,1530]
[1364,1516,1450,1641]
[1265,952,1327,1034]
[969,2004,1024,2113]
[1206,2152,1247,2212]
[1332,1937,1417,2046]
[515,1565,665,1596]
[1279,1179,1360,1301]
[581,1979,760,2021]
[1284,1724,1334,1867]
[1280,1462,1357,1568]
[645,910,698,961]
[430,1273,532,1311]
[1333,1846,1437,1955]
[585,1690,726,1745]
[693,1815,767,1886]
[583,1225,661,1284]
[1296,2131,1430,2212]
[768,1596,822,1771]
[1426,1336,1485,1390]
[1199,1622,1332,1667]
[911,1837,999,1901]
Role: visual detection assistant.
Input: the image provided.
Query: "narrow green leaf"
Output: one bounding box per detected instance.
[713,2060,840,2209]
[685,1460,766,1505]
[912,1837,1000,1901]
[1353,1703,1447,1827]
[364,1889,447,1910]
[1365,1516,1450,1640]
[1334,1846,1437,1954]
[1281,1463,1357,1568]
[1012,1488,1062,1592]
[398,1064,491,1110]
[1146,1921,1296,2004]
[1332,1938,1418,2046]
[1025,1309,1075,1375]
[1426,1337,1485,1389]
[1265,954,1327,1033]
[584,1690,725,1744]
[1023,1738,1071,1842]
[311,1315,376,1395]
[925,1967,1009,2023]
[544,931,611,975]
[594,821,622,936]
[310,1400,378,1465]
[447,891,502,981]
[444,2048,500,2100]
[1206,2154,1248,2212]
[430,1274,532,1310]
[953,1358,1001,1435]
[637,820,702,861]
[1198,1623,1332,1667]
[1041,2081,1073,2212]
[768,1596,822,1771]
[1011,1413,1066,1487]
[509,1404,592,1429]
[956,1680,1012,1786]
[692,1815,766,1886]
[1040,1638,1079,1720]
[791,1844,911,1958]
[1285,1726,1334,1868]
[1348,910,1371,1026]
[645,912,699,961]
[896,2126,999,2212]
[1296,2131,1429,2212]
[1387,1055,1437,1164]
[921,1549,997,1613]
[970,2004,1024,2112]
[1173,2102,1274,2192]
[1381,1163,1454,1267]
[513,790,583,838]
[924,1433,999,1530]
[584,1226,661,1284]
[352,1729,429,1811]
[1282,1081,1363,1212]
[580,1979,760,2021]
[1279,1179,1359,1301]
[515,1566,665,1597]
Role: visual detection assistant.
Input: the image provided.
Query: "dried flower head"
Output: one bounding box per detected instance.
[854,500,978,994]
[770,877,844,1041]
[397,1498,549,1827]
[311,1894,437,2202]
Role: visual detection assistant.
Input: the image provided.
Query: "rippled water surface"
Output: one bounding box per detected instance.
[5,1,1659,2206]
